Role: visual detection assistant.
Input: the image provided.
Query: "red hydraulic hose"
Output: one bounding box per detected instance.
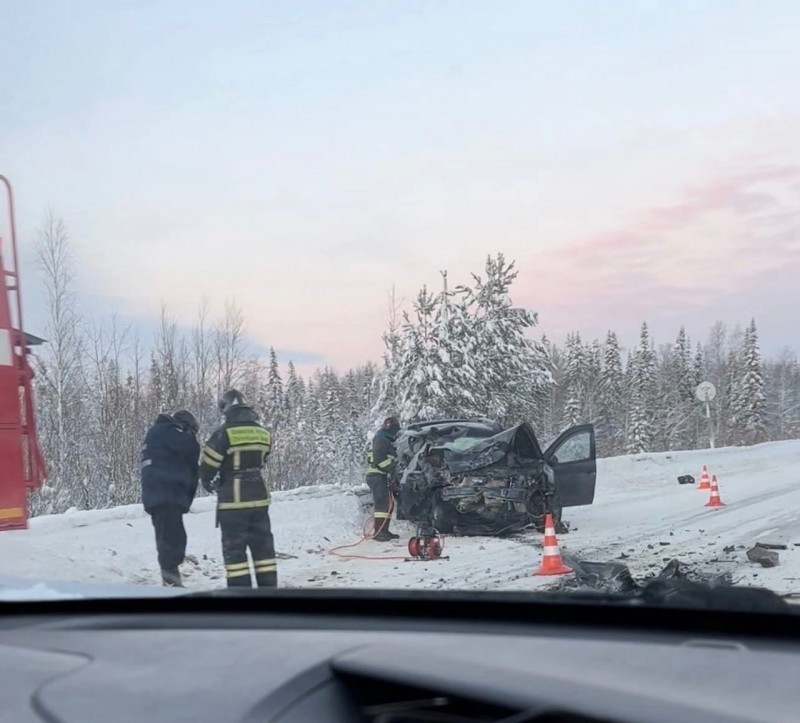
[328,492,407,561]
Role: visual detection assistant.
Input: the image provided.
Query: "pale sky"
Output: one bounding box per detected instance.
[3,0,800,373]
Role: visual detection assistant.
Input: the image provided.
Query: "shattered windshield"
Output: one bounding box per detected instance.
[1,2,800,610]
[440,437,487,454]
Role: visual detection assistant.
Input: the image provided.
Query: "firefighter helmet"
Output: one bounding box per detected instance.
[383,416,400,436]
[218,389,245,415]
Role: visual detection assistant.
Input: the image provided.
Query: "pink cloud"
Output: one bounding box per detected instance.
[516,164,800,345]
[641,165,800,232]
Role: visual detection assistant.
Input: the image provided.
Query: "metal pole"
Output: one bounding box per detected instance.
[706,399,715,449]
[0,176,24,341]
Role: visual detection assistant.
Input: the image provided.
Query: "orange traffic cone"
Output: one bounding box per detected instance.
[705,475,726,508]
[535,513,573,576]
[697,465,711,490]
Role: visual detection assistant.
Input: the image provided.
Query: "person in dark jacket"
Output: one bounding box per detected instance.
[365,416,401,541]
[140,410,200,587]
[200,389,276,588]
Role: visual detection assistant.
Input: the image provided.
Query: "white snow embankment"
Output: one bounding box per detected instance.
[1,441,800,596]
[0,484,366,593]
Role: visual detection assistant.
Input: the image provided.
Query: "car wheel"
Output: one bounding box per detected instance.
[527,490,563,533]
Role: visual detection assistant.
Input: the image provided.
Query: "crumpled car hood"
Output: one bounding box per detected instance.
[431,422,545,474]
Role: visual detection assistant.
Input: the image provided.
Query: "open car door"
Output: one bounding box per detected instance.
[543,423,597,507]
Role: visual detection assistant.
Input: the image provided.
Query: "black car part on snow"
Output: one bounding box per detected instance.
[559,553,736,596]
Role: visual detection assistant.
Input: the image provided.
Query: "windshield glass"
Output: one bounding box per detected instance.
[1,1,799,608]
[442,438,487,454]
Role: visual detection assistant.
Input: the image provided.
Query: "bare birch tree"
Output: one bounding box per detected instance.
[31,210,85,514]
[214,298,247,391]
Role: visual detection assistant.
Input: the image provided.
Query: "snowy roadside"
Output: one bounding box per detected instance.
[2,441,800,598]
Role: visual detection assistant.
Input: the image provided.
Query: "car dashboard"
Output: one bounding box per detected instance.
[1,589,798,723]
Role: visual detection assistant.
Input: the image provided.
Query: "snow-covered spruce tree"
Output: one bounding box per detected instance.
[764,350,800,440]
[265,347,284,424]
[561,332,585,427]
[239,356,265,416]
[283,361,305,421]
[703,321,745,448]
[675,327,701,450]
[738,318,768,445]
[393,286,450,422]
[375,255,551,427]
[691,343,707,447]
[539,336,561,443]
[267,360,307,491]
[308,364,375,487]
[376,279,470,422]
[582,338,603,425]
[702,322,726,444]
[359,363,379,422]
[312,367,348,484]
[651,327,700,452]
[342,407,367,484]
[373,287,406,420]
[626,322,656,454]
[598,331,625,456]
[723,348,744,444]
[292,375,323,488]
[338,368,368,482]
[434,280,482,418]
[654,342,688,452]
[675,327,698,402]
[460,254,552,426]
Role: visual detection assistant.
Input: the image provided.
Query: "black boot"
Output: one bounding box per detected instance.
[255,571,278,588]
[161,568,184,587]
[373,518,399,542]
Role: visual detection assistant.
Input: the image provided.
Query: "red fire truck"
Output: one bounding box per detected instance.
[0,176,47,530]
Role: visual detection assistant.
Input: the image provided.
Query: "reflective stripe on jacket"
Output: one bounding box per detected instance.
[200,406,272,510]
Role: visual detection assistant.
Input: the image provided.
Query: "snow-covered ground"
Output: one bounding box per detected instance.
[2,441,800,599]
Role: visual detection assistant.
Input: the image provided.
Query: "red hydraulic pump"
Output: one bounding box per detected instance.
[407,525,447,562]
[0,176,47,531]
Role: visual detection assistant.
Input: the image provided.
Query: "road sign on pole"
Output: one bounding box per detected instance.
[695,382,717,449]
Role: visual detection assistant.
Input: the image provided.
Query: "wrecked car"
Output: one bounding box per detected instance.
[393,419,597,536]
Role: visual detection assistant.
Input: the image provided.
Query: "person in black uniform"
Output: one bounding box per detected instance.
[200,390,277,588]
[365,416,401,541]
[140,410,200,587]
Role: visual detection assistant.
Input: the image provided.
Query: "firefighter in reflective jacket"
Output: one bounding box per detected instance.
[365,416,401,541]
[200,389,277,587]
